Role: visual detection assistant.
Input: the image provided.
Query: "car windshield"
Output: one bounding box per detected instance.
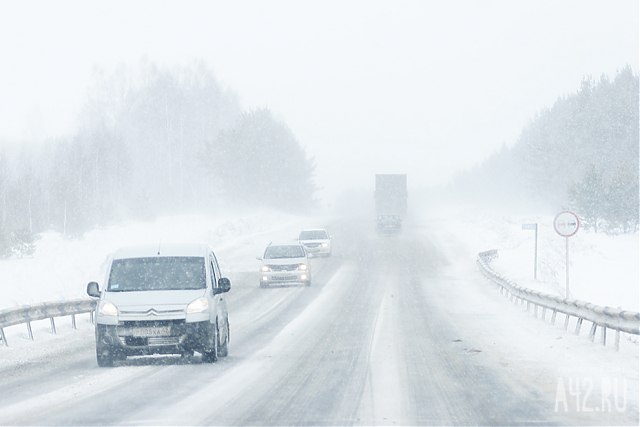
[107,257,206,292]
[264,245,305,259]
[299,230,328,240]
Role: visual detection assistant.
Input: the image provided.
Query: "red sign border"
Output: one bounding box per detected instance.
[554,211,580,237]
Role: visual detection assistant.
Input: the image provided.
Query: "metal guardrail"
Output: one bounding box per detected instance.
[477,249,640,351]
[0,299,96,346]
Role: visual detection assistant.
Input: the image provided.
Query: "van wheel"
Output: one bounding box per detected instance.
[201,350,217,363]
[96,349,114,367]
[201,323,218,363]
[218,323,229,357]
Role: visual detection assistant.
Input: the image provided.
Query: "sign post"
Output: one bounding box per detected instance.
[553,211,580,298]
[521,223,538,279]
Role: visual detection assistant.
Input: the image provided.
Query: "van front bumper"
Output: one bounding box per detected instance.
[96,320,214,356]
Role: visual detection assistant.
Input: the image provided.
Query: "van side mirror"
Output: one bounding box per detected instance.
[214,277,231,295]
[87,281,100,297]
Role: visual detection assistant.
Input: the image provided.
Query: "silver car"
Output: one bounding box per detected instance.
[258,243,311,287]
[298,229,332,257]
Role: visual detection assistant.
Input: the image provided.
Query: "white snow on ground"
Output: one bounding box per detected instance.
[0,209,637,424]
[3,208,635,312]
[129,265,354,425]
[416,214,638,425]
[424,207,639,311]
[0,210,307,307]
[0,210,324,364]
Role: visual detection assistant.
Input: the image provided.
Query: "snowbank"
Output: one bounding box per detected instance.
[424,208,639,312]
[0,211,305,308]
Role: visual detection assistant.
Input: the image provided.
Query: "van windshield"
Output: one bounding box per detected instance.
[107,257,206,292]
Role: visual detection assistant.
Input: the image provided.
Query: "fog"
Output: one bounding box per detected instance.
[0,3,639,424]
[0,0,637,250]
[0,0,637,203]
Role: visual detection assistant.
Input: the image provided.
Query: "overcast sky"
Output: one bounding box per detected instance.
[0,0,637,201]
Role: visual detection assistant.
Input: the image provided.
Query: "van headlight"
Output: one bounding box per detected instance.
[298,263,308,271]
[186,297,209,314]
[98,301,118,317]
[261,265,271,272]
[321,243,329,248]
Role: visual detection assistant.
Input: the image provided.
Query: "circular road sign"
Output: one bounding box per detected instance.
[554,211,580,237]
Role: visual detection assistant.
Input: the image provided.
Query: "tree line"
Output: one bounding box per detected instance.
[0,61,316,257]
[450,66,638,233]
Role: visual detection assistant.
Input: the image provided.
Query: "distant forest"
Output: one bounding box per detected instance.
[0,61,316,256]
[450,66,638,233]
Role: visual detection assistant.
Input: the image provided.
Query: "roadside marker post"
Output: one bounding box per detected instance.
[521,223,538,279]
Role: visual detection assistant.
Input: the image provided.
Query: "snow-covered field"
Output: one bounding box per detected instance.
[0,208,637,425]
[425,208,639,312]
[1,207,636,312]
[0,211,311,307]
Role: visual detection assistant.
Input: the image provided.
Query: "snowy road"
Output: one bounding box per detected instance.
[0,217,637,425]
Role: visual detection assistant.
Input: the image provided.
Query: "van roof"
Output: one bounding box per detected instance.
[112,243,210,260]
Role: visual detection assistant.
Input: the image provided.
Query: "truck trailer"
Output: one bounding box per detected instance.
[375,174,407,232]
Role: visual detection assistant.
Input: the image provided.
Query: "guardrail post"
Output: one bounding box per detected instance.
[601,326,607,346]
[526,301,530,312]
[551,310,557,325]
[27,321,34,340]
[588,322,597,342]
[615,330,620,351]
[575,318,583,335]
[72,314,77,330]
[0,328,7,346]
[564,314,570,330]
[542,307,547,321]
[533,304,538,318]
[50,317,57,334]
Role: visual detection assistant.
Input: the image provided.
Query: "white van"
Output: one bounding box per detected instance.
[87,243,231,367]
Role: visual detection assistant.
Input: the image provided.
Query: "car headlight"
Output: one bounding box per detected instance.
[98,301,118,317]
[186,297,209,314]
[298,263,308,271]
[321,243,329,248]
[261,265,271,272]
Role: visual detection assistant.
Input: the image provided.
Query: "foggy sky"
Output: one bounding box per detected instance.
[0,0,637,202]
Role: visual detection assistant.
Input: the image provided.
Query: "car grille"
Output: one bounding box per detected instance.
[268,264,298,271]
[120,320,185,328]
[118,336,181,347]
[304,243,321,248]
[119,308,185,316]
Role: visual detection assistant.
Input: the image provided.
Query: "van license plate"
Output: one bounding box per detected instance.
[131,327,171,337]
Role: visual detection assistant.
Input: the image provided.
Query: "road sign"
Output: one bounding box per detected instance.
[554,211,579,298]
[554,211,580,237]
